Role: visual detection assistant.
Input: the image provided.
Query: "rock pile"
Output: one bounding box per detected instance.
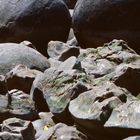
[0,39,139,140]
[0,0,140,140]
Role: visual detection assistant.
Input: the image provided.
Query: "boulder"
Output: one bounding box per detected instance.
[33,112,60,139]
[104,100,140,139]
[1,118,35,140]
[96,63,140,97]
[35,123,88,140]
[0,131,22,140]
[30,67,92,123]
[114,64,140,96]
[73,0,140,53]
[0,43,50,75]
[6,64,42,93]
[78,40,132,77]
[69,82,128,139]
[47,41,80,61]
[0,0,71,56]
[0,89,37,122]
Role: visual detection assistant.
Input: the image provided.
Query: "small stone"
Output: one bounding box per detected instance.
[2,118,35,140]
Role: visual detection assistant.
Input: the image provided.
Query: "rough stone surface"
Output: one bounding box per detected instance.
[47,41,80,61]
[0,0,71,56]
[0,89,37,122]
[6,64,42,93]
[78,40,136,77]
[69,82,128,139]
[105,100,140,129]
[35,123,88,140]
[0,43,50,75]
[31,67,92,123]
[1,118,35,140]
[0,131,22,140]
[73,0,140,53]
[104,100,140,139]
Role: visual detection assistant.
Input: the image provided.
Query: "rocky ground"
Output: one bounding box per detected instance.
[0,0,140,140]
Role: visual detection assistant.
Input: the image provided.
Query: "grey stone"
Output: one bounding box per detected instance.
[31,68,92,123]
[6,64,42,93]
[0,43,50,75]
[0,131,22,140]
[69,82,128,139]
[104,100,140,139]
[1,118,35,140]
[0,89,37,122]
[47,41,80,61]
[35,123,88,140]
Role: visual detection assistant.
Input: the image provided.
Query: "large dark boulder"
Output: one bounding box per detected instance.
[0,0,71,56]
[73,0,140,53]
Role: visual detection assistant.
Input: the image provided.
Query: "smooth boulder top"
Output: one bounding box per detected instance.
[0,0,71,56]
[0,43,50,75]
[72,0,140,53]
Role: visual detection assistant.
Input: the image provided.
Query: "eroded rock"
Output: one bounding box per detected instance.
[6,64,42,93]
[1,118,35,140]
[69,82,128,139]
[0,89,37,122]
[47,41,80,61]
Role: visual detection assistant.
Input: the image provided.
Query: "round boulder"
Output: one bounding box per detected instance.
[0,0,71,56]
[73,0,140,53]
[0,43,50,75]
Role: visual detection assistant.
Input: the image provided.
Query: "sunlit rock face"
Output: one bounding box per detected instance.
[0,43,50,75]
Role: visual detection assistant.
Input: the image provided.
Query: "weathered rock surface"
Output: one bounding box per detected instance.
[6,64,42,93]
[0,131,22,140]
[47,41,80,61]
[0,0,71,56]
[1,118,35,140]
[31,66,92,123]
[78,40,136,77]
[35,123,88,140]
[73,0,140,53]
[104,100,140,139]
[69,81,128,139]
[0,89,37,122]
[33,112,61,140]
[96,62,140,96]
[0,43,50,75]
